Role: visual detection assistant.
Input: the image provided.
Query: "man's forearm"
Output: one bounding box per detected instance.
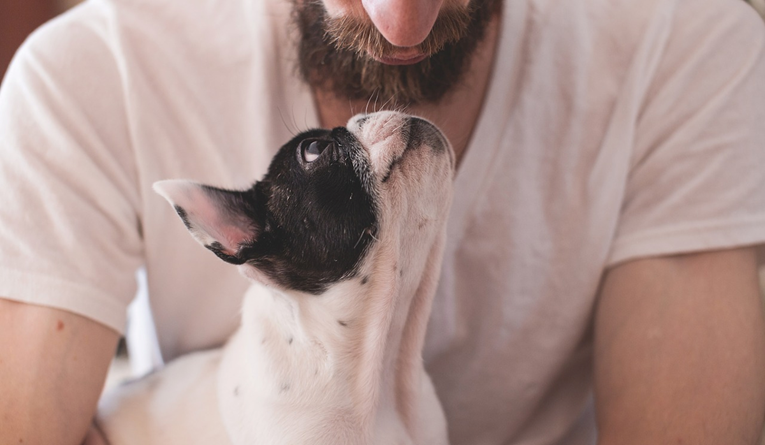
[593,248,765,444]
[0,298,119,445]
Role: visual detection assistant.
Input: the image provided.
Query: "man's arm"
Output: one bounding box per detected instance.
[0,298,119,445]
[594,246,765,444]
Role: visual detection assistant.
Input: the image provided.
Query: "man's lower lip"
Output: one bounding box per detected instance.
[374,54,428,65]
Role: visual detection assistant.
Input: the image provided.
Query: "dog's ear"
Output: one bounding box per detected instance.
[153,180,260,265]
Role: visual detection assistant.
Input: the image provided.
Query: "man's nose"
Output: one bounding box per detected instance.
[361,0,444,47]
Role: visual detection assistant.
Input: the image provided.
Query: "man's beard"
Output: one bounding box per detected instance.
[294,0,501,107]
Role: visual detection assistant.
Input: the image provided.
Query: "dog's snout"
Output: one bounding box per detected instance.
[348,111,406,141]
[347,111,454,179]
[350,114,371,129]
[406,117,454,170]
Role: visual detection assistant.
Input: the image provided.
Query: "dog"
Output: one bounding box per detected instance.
[95,111,455,444]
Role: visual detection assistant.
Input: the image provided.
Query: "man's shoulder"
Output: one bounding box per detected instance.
[526,0,762,46]
[17,0,117,67]
[513,0,764,92]
[20,0,282,72]
[516,0,663,68]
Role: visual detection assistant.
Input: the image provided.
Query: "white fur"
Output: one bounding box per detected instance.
[96,111,454,445]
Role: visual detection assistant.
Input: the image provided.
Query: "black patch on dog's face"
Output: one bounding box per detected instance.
[217,128,378,294]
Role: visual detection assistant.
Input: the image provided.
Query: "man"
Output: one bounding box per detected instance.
[1,0,764,443]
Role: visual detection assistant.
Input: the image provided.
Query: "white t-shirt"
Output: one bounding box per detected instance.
[1,0,764,443]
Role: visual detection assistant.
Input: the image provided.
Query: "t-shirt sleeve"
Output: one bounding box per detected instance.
[0,4,143,333]
[607,0,765,267]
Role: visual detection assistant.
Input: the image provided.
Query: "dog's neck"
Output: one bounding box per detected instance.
[217,225,447,445]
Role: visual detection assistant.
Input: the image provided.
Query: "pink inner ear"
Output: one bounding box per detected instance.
[153,180,255,255]
[188,194,253,254]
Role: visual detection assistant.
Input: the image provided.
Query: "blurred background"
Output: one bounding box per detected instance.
[1,0,77,80]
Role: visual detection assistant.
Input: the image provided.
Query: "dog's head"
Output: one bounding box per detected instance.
[154,111,454,294]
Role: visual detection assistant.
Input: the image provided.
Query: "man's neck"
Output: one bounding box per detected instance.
[313,12,501,169]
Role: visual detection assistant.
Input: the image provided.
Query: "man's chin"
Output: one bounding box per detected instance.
[372,53,429,66]
[294,0,501,106]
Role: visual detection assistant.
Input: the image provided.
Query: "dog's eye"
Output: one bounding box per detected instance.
[300,139,331,163]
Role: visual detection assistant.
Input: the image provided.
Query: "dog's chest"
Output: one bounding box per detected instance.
[96,349,230,444]
[214,264,448,445]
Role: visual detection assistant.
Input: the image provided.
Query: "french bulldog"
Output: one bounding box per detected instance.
[95,111,455,445]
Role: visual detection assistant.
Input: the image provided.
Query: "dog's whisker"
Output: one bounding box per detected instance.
[295,104,309,134]
[276,106,297,136]
[365,93,375,115]
[353,231,366,249]
[392,122,407,135]
[375,90,384,113]
[382,94,397,111]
